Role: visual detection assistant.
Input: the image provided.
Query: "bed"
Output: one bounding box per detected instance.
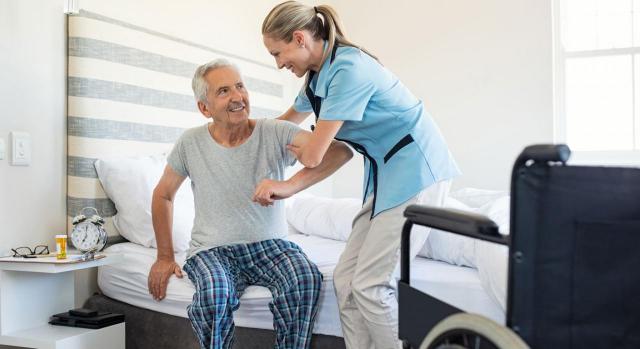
[85,185,509,349]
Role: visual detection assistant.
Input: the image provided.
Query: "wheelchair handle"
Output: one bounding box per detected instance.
[515,144,570,169]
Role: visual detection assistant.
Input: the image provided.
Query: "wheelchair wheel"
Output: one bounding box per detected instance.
[419,313,529,349]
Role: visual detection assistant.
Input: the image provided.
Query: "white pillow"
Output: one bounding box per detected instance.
[286,195,361,242]
[94,154,194,252]
[476,195,510,235]
[417,197,477,267]
[417,190,511,267]
[284,189,510,270]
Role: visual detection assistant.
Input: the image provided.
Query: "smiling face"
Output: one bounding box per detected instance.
[198,66,250,126]
[263,32,313,78]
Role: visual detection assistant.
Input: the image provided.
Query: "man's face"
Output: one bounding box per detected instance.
[199,67,250,125]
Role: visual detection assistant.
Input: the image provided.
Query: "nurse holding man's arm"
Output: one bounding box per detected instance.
[262,2,461,348]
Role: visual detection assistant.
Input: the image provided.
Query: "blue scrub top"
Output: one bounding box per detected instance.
[294,44,461,218]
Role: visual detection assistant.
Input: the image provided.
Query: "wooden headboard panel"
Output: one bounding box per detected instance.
[66,10,287,238]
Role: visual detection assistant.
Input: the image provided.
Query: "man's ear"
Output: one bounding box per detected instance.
[197,100,212,118]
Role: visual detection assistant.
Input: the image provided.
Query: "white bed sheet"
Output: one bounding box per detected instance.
[98,234,504,338]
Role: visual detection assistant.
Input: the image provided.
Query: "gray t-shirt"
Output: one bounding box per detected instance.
[167,118,301,258]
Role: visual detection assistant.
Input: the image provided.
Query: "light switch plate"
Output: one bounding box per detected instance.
[10,131,31,166]
[0,138,5,160]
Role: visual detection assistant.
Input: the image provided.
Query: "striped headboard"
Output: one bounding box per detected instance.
[66,10,288,239]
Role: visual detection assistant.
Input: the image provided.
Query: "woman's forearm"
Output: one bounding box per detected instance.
[294,119,345,168]
[287,141,353,191]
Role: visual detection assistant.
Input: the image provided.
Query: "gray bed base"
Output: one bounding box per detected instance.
[84,294,346,349]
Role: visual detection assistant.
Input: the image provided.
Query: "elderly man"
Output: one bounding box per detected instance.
[148,58,352,349]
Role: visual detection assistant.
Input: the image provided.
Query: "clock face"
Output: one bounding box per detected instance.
[71,222,106,252]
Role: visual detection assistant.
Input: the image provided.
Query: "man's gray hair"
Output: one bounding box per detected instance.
[191,59,240,103]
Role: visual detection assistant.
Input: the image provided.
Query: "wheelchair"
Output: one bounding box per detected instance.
[399,144,640,349]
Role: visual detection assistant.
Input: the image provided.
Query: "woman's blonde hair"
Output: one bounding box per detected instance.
[262,1,377,69]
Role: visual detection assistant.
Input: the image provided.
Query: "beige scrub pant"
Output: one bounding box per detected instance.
[333,180,452,349]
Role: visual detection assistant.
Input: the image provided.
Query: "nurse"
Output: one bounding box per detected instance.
[262,2,460,348]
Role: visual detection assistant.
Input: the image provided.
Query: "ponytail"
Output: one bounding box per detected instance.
[315,5,378,64]
[262,1,378,71]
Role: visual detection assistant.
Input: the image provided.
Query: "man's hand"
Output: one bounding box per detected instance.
[253,179,296,206]
[148,258,183,301]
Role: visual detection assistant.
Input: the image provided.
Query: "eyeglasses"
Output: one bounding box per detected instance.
[11,245,50,258]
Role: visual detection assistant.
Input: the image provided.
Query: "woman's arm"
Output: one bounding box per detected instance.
[252,130,353,206]
[286,119,344,168]
[276,106,312,125]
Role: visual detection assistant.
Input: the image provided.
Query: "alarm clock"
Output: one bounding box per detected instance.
[70,207,108,260]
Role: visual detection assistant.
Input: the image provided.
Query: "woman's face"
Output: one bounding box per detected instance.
[263,33,311,78]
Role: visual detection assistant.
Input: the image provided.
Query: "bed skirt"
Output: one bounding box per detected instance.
[84,294,346,349]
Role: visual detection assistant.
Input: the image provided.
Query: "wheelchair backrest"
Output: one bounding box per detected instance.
[506,148,640,349]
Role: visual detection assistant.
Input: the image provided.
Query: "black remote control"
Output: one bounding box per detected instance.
[68,308,98,318]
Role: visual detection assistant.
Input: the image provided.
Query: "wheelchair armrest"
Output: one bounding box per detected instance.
[400,205,508,284]
[404,205,506,244]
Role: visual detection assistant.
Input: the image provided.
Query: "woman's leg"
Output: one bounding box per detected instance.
[351,180,451,349]
[333,197,376,349]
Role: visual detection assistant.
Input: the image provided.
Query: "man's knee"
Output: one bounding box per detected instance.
[295,261,323,294]
[310,264,323,290]
[279,257,322,303]
[195,273,232,305]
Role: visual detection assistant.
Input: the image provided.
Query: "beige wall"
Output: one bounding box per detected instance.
[326,0,555,195]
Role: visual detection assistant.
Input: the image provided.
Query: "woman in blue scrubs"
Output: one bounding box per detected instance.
[262,2,460,348]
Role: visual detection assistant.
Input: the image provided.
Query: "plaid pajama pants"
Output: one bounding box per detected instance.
[183,239,323,349]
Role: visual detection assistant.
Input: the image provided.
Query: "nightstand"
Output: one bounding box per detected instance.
[0,254,124,349]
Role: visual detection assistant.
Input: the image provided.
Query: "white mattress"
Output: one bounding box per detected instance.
[98,234,504,338]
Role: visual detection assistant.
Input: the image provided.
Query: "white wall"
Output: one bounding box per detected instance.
[0,0,70,307]
[326,0,555,194]
[0,0,555,308]
[0,0,326,307]
[0,1,67,258]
